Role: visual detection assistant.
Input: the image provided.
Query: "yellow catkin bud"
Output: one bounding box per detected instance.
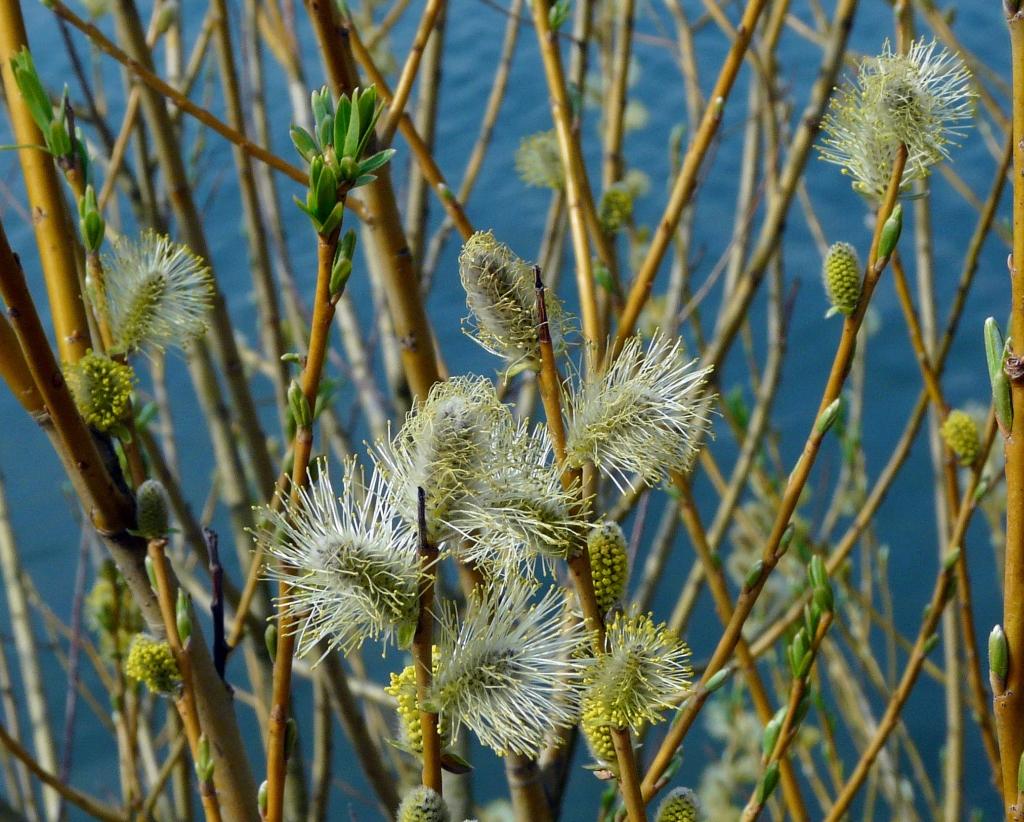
[65,350,134,432]
[822,242,861,316]
[941,409,980,465]
[397,785,450,822]
[124,635,179,694]
[655,786,702,822]
[135,479,169,539]
[386,650,445,753]
[581,699,618,768]
[588,521,629,613]
[599,186,633,233]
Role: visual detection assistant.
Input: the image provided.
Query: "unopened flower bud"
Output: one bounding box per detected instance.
[176,589,192,646]
[878,203,903,261]
[756,762,781,804]
[941,409,980,466]
[655,786,701,822]
[588,521,629,613]
[136,480,169,539]
[990,624,1008,694]
[397,785,450,822]
[124,635,179,695]
[288,381,312,429]
[822,242,861,317]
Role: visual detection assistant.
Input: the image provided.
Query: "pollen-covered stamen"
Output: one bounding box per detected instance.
[431,578,589,758]
[818,38,974,198]
[102,230,213,354]
[451,424,587,568]
[64,350,134,432]
[375,376,510,544]
[565,331,714,489]
[458,231,569,370]
[258,460,421,658]
[584,611,692,732]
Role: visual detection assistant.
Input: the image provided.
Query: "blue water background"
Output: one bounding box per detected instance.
[0,0,1011,818]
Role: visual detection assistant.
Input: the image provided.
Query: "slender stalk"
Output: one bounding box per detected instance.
[640,146,907,805]
[342,11,474,240]
[0,721,126,822]
[46,0,309,187]
[265,226,342,822]
[535,269,645,821]
[741,614,833,822]
[209,0,290,433]
[0,478,59,819]
[147,539,223,822]
[305,0,442,402]
[824,556,959,821]
[378,0,446,146]
[528,0,603,361]
[999,7,1024,813]
[609,0,770,363]
[414,488,442,792]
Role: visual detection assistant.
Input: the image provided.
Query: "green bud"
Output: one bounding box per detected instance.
[777,523,795,558]
[337,155,358,182]
[744,559,764,591]
[815,397,842,435]
[265,624,278,661]
[990,624,1008,693]
[288,381,312,429]
[310,87,333,134]
[548,0,571,30]
[922,634,939,655]
[704,667,730,694]
[145,555,157,592]
[154,1,178,35]
[809,555,828,590]
[756,761,781,804]
[136,480,169,539]
[1018,749,1024,795]
[175,589,192,646]
[195,733,214,782]
[877,203,903,261]
[813,583,834,614]
[985,317,1005,383]
[986,319,1014,433]
[77,185,105,253]
[258,780,268,816]
[762,707,786,759]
